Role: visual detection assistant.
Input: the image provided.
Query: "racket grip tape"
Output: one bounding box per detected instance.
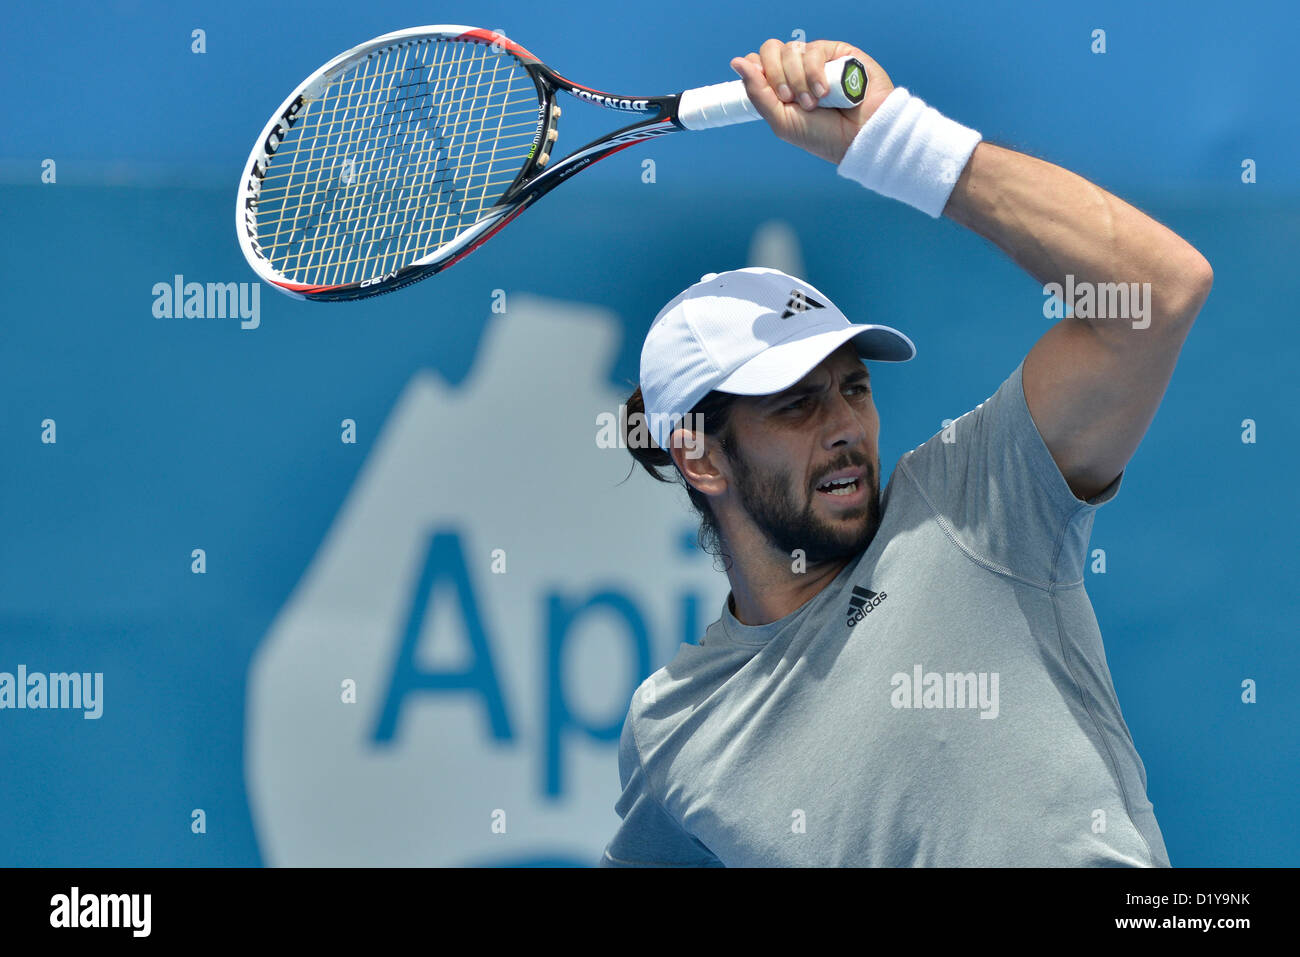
[678,55,867,131]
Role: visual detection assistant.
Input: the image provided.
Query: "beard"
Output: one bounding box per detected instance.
[727,442,881,565]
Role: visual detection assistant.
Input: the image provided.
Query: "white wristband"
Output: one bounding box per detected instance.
[836,86,982,218]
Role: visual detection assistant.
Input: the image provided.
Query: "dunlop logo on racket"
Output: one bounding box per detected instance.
[236,25,866,302]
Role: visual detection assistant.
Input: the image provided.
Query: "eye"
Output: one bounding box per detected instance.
[780,396,811,412]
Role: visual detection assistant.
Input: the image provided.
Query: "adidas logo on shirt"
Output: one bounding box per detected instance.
[847,585,887,627]
[780,289,826,318]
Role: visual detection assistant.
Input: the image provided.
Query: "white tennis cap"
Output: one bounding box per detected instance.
[639,267,916,451]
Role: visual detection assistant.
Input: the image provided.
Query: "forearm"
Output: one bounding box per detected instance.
[942,142,1213,332]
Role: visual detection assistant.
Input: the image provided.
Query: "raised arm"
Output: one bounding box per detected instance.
[942,143,1211,499]
[731,38,1213,501]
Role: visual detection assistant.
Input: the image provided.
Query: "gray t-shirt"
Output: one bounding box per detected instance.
[599,359,1170,867]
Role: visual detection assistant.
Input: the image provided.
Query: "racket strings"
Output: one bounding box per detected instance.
[280,40,481,283]
[271,41,457,282]
[252,37,542,286]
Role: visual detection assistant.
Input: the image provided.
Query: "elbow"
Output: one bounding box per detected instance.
[1165,247,1213,328]
[1188,250,1214,302]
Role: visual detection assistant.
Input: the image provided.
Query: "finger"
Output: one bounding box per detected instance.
[803,43,829,101]
[781,40,814,110]
[758,38,790,103]
[740,51,764,79]
[730,55,784,123]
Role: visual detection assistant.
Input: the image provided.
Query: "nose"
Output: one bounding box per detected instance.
[823,389,870,451]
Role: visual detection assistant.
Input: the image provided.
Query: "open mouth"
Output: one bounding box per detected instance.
[817,476,861,496]
[814,465,868,502]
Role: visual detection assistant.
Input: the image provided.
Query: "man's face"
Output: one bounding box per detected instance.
[722,344,882,565]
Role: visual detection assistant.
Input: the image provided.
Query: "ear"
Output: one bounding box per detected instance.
[669,425,729,499]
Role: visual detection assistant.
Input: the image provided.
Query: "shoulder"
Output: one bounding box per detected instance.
[898,363,1021,464]
[624,638,754,753]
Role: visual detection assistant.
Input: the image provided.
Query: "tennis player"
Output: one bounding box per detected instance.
[598,38,1213,867]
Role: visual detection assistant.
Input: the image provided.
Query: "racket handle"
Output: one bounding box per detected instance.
[677,55,867,131]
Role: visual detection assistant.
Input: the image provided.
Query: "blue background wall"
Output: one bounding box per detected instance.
[1,0,1296,866]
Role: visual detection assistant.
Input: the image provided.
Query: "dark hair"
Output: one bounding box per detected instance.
[623,386,742,561]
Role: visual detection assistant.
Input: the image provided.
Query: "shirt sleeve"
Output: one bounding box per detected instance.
[894,358,1121,586]
[598,712,724,867]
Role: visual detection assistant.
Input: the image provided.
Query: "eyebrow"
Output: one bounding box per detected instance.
[763,367,871,405]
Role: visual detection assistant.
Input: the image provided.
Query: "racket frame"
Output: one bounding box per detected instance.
[241,26,847,301]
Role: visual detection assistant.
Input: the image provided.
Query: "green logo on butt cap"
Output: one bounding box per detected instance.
[843,62,865,101]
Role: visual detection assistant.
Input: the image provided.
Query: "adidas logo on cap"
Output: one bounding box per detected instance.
[781,289,826,318]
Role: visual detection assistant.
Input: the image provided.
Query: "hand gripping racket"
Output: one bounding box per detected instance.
[236,26,868,301]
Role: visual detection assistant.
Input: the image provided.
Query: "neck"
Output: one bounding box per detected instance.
[725,549,852,625]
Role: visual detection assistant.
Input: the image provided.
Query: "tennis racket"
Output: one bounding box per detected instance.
[237,26,868,302]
